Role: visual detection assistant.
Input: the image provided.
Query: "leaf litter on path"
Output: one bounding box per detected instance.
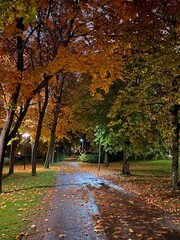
[22,161,180,240]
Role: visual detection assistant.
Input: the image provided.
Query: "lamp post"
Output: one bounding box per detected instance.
[22,133,30,170]
[80,138,84,153]
[98,138,101,172]
[97,129,102,172]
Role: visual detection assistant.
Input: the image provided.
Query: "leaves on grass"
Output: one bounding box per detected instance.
[79,162,180,214]
[80,162,180,240]
[14,232,29,239]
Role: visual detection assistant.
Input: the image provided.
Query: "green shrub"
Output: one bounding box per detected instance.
[58,152,65,161]
[78,153,98,163]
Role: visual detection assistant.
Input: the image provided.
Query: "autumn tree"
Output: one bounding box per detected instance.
[0,0,127,192]
[0,0,52,192]
[69,1,179,186]
[70,75,126,166]
[109,0,180,189]
[44,72,78,168]
[31,81,49,176]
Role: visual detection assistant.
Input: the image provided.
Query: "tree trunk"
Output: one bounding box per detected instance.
[44,104,60,168]
[104,152,109,167]
[9,140,18,174]
[44,133,55,168]
[122,151,130,175]
[0,91,24,192]
[171,104,179,189]
[44,112,58,168]
[31,82,49,176]
[0,125,9,192]
[0,102,21,192]
[0,18,24,193]
[44,75,65,168]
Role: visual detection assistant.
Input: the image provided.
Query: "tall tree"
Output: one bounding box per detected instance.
[0,0,50,192]
[109,0,180,189]
[31,81,49,176]
[44,72,77,168]
[0,16,24,192]
[0,0,125,192]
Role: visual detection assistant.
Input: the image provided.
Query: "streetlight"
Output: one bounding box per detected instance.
[98,138,101,172]
[80,138,84,153]
[22,133,30,170]
[22,133,30,138]
[97,129,102,172]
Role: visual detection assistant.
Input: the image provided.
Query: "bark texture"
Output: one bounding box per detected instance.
[171,104,179,189]
[122,151,130,175]
[31,81,49,176]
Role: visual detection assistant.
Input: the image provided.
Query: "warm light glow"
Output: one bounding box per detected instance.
[22,133,30,138]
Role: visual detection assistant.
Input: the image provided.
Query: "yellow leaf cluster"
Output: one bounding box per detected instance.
[46,43,124,96]
[56,106,73,141]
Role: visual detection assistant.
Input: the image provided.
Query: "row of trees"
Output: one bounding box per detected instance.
[0,0,124,192]
[71,0,180,188]
[0,0,179,192]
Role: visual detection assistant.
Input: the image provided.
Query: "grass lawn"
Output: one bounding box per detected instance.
[0,164,59,240]
[79,159,180,215]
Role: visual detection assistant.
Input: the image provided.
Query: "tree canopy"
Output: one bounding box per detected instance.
[0,0,179,191]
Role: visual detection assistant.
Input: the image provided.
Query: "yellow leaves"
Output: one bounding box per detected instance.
[128,228,134,233]
[54,106,73,141]
[136,233,143,237]
[2,21,17,39]
[47,41,124,96]
[47,46,87,75]
[17,207,27,212]
[14,234,24,239]
[93,223,104,233]
[82,194,89,202]
[0,202,6,209]
[94,93,104,100]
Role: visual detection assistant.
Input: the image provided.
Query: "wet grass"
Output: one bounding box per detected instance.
[0,164,59,240]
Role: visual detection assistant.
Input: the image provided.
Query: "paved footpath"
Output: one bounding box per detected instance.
[25,161,180,240]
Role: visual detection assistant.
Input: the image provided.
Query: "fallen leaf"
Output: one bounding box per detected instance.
[59,234,66,238]
[30,225,36,229]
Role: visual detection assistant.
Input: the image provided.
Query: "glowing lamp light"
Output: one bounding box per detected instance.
[22,133,30,138]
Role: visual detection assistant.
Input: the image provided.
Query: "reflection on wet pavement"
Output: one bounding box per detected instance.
[56,163,124,192]
[43,162,108,240]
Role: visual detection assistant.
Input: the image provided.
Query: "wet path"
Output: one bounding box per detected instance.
[43,162,108,240]
[26,161,180,240]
